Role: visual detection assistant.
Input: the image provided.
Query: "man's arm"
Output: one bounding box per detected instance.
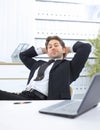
[19,46,38,70]
[70,41,91,81]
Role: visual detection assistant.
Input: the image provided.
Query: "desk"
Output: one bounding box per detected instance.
[0,101,100,130]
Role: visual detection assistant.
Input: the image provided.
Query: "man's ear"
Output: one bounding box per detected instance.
[62,47,66,53]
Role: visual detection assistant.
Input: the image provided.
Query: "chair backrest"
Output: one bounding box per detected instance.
[70,87,73,96]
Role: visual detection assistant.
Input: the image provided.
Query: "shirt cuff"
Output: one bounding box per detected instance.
[35,47,43,55]
[70,46,74,53]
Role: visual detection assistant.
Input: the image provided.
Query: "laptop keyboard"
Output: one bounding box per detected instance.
[58,101,81,113]
[48,100,81,114]
[72,93,85,99]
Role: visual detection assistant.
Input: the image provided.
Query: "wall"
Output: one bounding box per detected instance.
[0,0,35,62]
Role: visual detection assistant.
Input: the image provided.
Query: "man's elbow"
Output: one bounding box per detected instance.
[19,52,24,62]
[86,43,92,53]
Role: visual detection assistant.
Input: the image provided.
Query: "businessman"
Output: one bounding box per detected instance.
[0,36,91,100]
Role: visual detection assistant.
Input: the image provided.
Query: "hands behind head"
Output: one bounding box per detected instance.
[42,47,70,54]
[41,46,71,59]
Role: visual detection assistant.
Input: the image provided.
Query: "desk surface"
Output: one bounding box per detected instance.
[0,101,100,130]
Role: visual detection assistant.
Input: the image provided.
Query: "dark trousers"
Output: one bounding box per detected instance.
[0,90,47,100]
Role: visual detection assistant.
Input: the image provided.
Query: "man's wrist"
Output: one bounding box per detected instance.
[35,47,43,55]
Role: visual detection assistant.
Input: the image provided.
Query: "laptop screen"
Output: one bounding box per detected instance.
[78,73,100,114]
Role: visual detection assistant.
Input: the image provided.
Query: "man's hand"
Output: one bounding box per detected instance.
[41,48,47,54]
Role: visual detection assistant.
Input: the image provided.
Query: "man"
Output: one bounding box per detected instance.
[0,36,91,100]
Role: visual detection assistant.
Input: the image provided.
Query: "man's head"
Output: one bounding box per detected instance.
[45,36,66,59]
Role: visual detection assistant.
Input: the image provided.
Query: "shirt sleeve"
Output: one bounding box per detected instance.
[35,47,43,55]
[70,46,74,53]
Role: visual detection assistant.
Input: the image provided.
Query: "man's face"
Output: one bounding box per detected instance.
[47,39,65,59]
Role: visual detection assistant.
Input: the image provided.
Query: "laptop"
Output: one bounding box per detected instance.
[39,73,100,118]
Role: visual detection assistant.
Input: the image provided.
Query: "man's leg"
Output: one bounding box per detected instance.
[0,90,28,100]
[0,90,45,100]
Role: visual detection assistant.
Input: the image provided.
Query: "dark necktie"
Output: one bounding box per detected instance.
[34,59,54,81]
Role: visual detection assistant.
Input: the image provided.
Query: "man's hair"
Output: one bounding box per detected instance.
[45,36,65,49]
